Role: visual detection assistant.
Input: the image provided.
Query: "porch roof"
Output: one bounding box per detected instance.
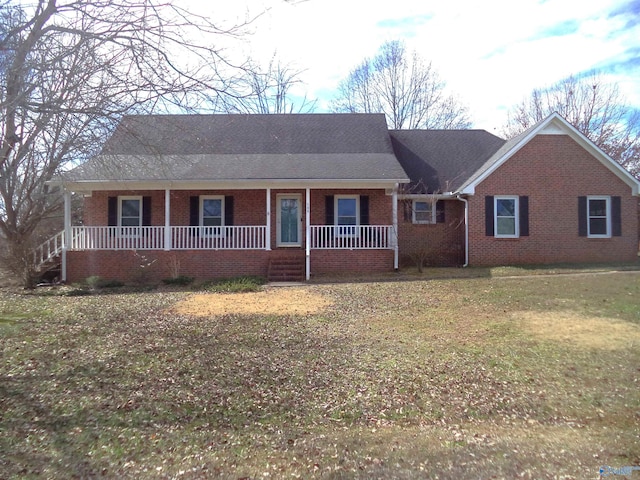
[57,113,409,189]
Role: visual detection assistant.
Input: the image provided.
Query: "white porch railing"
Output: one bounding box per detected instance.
[68,226,267,250]
[46,225,393,252]
[310,225,393,249]
[71,226,165,250]
[171,226,266,250]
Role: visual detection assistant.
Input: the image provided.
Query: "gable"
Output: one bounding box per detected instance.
[459,113,640,196]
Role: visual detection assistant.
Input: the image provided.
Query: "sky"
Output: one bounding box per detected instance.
[189,0,640,133]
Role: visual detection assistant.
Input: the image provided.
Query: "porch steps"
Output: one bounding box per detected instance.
[267,256,305,283]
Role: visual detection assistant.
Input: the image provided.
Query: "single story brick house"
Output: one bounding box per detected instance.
[45,112,639,283]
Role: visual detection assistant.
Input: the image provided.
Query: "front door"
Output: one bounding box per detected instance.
[277,194,301,247]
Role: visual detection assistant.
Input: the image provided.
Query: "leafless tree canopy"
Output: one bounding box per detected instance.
[504,74,640,177]
[331,40,471,130]
[213,55,317,114]
[0,0,250,284]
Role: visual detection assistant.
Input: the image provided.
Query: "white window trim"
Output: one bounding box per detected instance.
[335,195,359,237]
[200,195,225,237]
[118,196,142,236]
[412,200,436,224]
[494,195,519,238]
[587,195,611,238]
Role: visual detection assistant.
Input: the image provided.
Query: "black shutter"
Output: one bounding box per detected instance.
[360,195,369,225]
[224,196,234,226]
[142,196,151,226]
[403,201,411,222]
[519,196,529,236]
[578,196,587,237]
[108,196,118,226]
[189,196,199,226]
[436,201,445,224]
[325,195,334,225]
[485,196,494,236]
[612,196,621,237]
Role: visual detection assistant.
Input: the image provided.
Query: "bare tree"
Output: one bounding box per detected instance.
[0,0,250,286]
[215,55,317,114]
[504,74,640,176]
[331,40,471,129]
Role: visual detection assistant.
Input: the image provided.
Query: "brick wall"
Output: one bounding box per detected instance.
[467,134,638,266]
[397,199,465,267]
[69,188,396,282]
[310,250,394,276]
[66,249,271,283]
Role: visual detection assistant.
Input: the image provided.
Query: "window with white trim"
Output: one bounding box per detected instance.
[119,196,142,227]
[413,200,435,224]
[587,196,610,238]
[335,195,359,236]
[200,196,224,236]
[494,196,519,238]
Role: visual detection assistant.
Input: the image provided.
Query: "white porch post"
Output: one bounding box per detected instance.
[265,188,271,250]
[392,185,399,270]
[305,187,311,281]
[62,190,71,282]
[164,189,171,250]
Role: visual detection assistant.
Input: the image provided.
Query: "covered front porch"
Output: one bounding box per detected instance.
[45,186,400,283]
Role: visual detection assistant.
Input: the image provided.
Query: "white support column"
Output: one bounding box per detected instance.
[164,189,171,250]
[392,185,399,270]
[305,187,311,281]
[62,190,72,282]
[265,188,271,251]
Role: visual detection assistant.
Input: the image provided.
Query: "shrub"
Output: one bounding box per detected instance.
[202,276,266,293]
[162,275,194,286]
[85,276,124,289]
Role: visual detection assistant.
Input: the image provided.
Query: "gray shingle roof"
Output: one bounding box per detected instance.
[64,113,408,183]
[389,130,506,193]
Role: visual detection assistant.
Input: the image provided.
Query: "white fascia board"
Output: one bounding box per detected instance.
[555,119,640,196]
[462,112,640,196]
[461,115,558,195]
[397,193,456,200]
[60,178,409,193]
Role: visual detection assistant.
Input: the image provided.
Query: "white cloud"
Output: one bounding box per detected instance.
[187,0,640,131]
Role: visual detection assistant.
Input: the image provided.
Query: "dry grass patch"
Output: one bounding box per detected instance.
[171,286,332,316]
[514,311,640,350]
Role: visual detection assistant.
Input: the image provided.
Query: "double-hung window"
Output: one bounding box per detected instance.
[335,195,358,237]
[200,196,224,236]
[413,200,435,224]
[587,196,610,238]
[119,196,142,236]
[494,196,519,238]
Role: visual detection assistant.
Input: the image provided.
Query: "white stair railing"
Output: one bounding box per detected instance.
[34,230,65,268]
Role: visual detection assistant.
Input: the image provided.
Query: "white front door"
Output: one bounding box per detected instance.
[277,194,301,247]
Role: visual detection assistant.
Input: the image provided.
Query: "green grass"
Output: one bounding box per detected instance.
[0,270,639,478]
[200,275,266,293]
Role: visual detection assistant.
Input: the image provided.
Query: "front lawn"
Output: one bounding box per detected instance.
[1,271,639,479]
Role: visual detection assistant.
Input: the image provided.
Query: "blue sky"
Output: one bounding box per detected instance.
[193,0,640,132]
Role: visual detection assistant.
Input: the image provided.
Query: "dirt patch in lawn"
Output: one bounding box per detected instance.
[515,311,640,350]
[172,287,332,316]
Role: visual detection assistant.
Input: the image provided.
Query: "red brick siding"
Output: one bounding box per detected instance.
[70,188,395,282]
[397,200,465,267]
[468,134,638,266]
[308,189,392,225]
[311,250,394,276]
[67,250,271,283]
